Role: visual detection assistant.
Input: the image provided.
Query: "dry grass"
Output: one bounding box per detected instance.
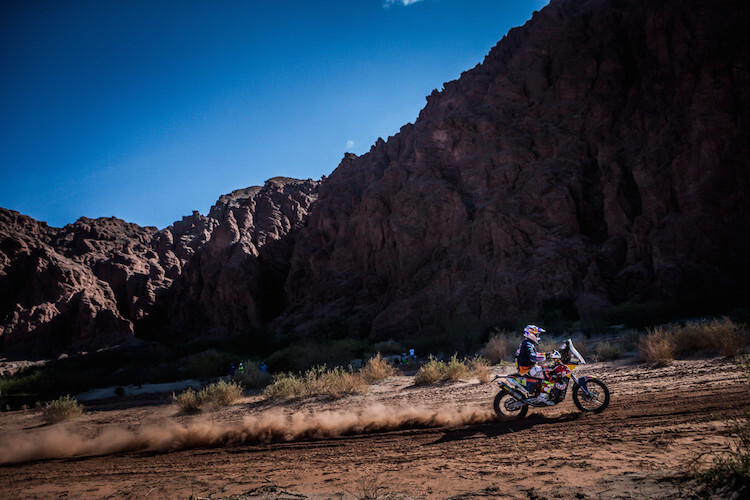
[264,365,367,400]
[349,476,398,500]
[414,354,471,385]
[639,326,677,366]
[639,318,748,365]
[360,353,398,383]
[467,355,492,383]
[692,356,750,489]
[413,357,445,385]
[42,395,83,423]
[263,372,305,399]
[481,330,516,364]
[173,380,243,412]
[173,387,201,412]
[692,317,747,357]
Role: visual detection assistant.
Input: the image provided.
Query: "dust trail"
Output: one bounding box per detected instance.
[0,404,496,465]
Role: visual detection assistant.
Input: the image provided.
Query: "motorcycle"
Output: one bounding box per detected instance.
[493,339,610,421]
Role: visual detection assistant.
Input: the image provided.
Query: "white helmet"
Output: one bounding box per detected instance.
[523,324,545,343]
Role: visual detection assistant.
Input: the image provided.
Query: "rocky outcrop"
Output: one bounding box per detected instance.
[284,0,750,337]
[163,178,320,338]
[0,211,136,357]
[2,0,749,357]
[0,178,319,357]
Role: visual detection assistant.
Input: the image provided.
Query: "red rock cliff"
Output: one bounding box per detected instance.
[284,0,750,337]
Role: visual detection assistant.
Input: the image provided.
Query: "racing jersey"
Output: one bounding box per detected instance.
[515,338,546,369]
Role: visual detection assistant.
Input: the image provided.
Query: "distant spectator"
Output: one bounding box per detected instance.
[259,361,267,373]
[229,363,236,377]
[409,348,416,360]
[238,362,244,374]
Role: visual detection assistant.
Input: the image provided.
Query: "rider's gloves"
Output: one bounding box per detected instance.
[548,350,561,359]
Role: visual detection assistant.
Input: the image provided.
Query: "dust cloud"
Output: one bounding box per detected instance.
[0,404,496,465]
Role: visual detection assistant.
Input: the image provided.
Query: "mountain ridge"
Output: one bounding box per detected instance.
[2,0,749,359]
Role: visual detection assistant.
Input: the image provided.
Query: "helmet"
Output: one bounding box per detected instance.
[523,324,545,343]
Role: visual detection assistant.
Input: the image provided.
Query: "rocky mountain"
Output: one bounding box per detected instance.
[0,178,319,358]
[283,0,750,339]
[2,0,749,358]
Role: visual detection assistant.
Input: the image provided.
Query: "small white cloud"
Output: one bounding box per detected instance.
[383,0,424,7]
[346,140,355,149]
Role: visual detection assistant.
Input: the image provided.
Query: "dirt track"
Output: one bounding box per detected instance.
[1,356,748,499]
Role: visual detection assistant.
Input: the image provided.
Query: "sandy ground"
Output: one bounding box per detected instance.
[0,356,748,499]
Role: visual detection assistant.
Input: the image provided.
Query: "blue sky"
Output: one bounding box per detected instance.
[1,0,549,229]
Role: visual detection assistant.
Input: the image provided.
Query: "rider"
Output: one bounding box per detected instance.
[515,324,557,405]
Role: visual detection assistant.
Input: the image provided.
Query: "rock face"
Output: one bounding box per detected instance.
[284,0,750,337]
[0,178,319,357]
[2,0,749,357]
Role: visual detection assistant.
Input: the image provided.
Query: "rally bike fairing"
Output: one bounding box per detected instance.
[493,339,610,421]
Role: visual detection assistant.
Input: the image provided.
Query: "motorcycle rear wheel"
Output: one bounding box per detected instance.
[493,390,528,421]
[572,379,610,413]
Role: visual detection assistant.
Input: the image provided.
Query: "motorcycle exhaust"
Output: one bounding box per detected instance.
[501,383,529,403]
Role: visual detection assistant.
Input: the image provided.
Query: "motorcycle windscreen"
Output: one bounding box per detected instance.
[568,340,586,364]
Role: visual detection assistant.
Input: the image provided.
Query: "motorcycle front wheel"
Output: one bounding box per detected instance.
[493,389,529,421]
[572,379,610,413]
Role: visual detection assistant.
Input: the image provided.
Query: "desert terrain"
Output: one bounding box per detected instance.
[1,355,748,499]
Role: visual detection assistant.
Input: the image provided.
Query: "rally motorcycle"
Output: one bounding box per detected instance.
[493,339,610,421]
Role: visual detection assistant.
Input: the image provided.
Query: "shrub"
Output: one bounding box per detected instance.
[693,357,750,489]
[413,356,446,386]
[360,353,398,383]
[264,365,367,400]
[704,318,748,357]
[413,354,471,385]
[263,372,305,399]
[173,380,243,412]
[316,366,367,398]
[444,353,471,380]
[467,355,492,383]
[198,380,243,408]
[639,327,676,366]
[42,395,83,423]
[173,387,201,412]
[481,330,517,364]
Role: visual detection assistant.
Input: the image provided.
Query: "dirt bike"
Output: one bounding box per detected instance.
[493,339,610,421]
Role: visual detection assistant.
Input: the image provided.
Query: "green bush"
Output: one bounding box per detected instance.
[42,395,83,423]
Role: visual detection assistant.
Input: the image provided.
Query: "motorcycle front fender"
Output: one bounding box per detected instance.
[576,375,597,396]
